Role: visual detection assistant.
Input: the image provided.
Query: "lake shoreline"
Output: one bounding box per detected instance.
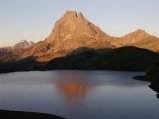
[0,68,146,74]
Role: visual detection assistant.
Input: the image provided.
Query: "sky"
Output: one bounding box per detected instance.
[0,0,159,47]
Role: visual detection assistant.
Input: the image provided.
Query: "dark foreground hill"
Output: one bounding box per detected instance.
[38,46,159,71]
[0,110,65,119]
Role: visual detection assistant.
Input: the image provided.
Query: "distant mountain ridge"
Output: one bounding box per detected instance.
[0,40,34,61]
[111,29,159,52]
[110,29,150,46]
[0,11,159,63]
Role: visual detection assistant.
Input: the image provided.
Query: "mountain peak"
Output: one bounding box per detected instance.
[132,29,150,38]
[122,29,150,40]
[45,11,110,47]
[62,11,85,21]
[135,29,147,34]
[14,40,34,49]
[20,40,27,43]
[64,11,78,18]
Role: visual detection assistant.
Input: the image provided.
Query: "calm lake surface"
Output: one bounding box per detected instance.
[0,71,159,119]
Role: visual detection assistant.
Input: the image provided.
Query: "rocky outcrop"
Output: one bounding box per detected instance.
[13,40,34,49]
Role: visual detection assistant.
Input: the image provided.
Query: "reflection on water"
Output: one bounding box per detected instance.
[54,71,91,103]
[57,83,90,103]
[0,71,159,119]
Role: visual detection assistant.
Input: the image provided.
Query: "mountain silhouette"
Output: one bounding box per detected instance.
[0,11,159,73]
[1,11,159,62]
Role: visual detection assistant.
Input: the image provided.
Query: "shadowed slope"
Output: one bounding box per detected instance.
[39,46,159,71]
[1,46,159,73]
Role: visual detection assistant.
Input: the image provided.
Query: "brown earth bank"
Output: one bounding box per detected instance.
[0,110,66,119]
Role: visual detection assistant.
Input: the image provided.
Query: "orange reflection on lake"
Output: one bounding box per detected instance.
[55,71,91,103]
[57,82,90,103]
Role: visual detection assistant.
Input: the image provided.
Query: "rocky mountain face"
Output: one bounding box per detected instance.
[13,40,34,49]
[45,11,111,49]
[0,40,34,62]
[19,11,114,62]
[0,10,159,67]
[0,47,12,61]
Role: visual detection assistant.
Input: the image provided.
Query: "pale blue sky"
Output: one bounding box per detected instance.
[0,0,159,47]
